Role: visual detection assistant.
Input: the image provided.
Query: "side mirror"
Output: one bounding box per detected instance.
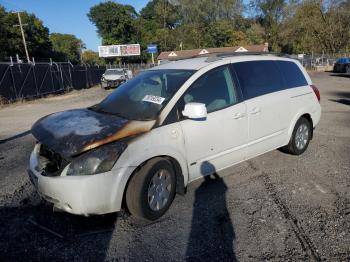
[182,103,207,120]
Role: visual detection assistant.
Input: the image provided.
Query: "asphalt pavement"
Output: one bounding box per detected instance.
[0,72,349,261]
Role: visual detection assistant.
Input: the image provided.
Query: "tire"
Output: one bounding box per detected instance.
[282,117,312,155]
[126,158,176,221]
[346,65,350,75]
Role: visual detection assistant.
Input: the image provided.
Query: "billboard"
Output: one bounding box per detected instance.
[98,44,140,57]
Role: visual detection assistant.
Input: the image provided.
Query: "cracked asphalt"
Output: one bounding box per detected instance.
[0,72,349,261]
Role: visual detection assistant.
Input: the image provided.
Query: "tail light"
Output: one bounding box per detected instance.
[311,85,320,102]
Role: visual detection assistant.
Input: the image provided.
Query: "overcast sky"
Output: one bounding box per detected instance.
[1,0,149,51]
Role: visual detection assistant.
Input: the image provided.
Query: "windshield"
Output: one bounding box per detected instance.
[105,69,124,75]
[94,69,195,120]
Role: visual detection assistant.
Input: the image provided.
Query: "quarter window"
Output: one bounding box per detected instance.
[232,61,284,100]
[179,66,239,113]
[276,61,308,88]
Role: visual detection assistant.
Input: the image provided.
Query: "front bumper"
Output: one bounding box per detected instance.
[101,79,125,88]
[28,146,134,216]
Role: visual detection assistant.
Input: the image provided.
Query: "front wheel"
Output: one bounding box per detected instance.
[282,117,312,155]
[126,158,176,221]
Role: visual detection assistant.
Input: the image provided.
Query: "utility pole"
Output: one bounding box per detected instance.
[13,11,30,63]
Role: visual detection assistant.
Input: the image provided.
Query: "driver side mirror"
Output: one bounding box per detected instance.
[182,103,207,120]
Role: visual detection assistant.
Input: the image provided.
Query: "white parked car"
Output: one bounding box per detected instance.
[101,68,133,89]
[29,55,321,220]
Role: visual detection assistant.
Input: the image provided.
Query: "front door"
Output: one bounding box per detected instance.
[177,65,248,181]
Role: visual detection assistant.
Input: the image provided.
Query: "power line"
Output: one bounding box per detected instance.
[12,11,30,63]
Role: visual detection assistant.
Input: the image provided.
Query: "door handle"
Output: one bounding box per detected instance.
[233,113,246,119]
[250,107,261,115]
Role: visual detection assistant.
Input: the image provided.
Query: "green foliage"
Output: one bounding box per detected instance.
[0,6,8,59]
[82,50,105,65]
[204,21,236,48]
[0,8,52,60]
[50,33,84,64]
[246,23,265,45]
[2,0,349,63]
[87,1,138,45]
[0,5,86,62]
[279,0,350,54]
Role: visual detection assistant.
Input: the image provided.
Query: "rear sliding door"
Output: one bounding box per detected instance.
[231,60,291,159]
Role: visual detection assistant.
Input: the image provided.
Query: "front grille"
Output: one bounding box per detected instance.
[38,144,68,177]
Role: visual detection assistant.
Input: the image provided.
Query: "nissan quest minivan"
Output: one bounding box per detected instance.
[28,55,321,221]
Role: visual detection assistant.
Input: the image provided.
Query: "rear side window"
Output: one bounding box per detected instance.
[232,60,284,100]
[276,61,308,88]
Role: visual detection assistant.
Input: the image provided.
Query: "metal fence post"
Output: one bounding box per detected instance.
[85,64,89,88]
[32,62,39,96]
[59,63,64,90]
[49,59,54,93]
[68,60,73,91]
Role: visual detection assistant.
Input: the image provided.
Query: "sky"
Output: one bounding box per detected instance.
[0,0,150,51]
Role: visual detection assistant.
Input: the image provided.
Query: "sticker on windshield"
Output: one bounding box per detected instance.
[142,95,165,105]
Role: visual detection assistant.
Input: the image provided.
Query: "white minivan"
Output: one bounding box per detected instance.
[29,55,321,220]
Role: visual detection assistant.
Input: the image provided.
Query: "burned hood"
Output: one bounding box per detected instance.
[31,109,155,159]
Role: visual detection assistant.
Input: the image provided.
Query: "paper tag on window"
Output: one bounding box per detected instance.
[142,95,165,105]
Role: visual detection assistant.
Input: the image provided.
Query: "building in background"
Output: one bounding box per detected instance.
[157,43,269,63]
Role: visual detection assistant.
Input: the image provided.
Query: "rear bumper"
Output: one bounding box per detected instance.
[28,147,134,216]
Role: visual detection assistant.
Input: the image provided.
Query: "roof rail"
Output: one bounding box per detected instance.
[163,51,290,63]
[203,51,287,62]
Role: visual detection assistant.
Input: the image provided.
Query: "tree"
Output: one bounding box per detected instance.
[253,0,286,51]
[204,21,235,47]
[87,1,138,45]
[0,6,8,59]
[81,50,105,65]
[280,0,350,54]
[138,0,181,52]
[50,33,84,63]
[0,6,52,60]
[246,23,265,44]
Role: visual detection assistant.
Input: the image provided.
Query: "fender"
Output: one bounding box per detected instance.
[110,124,189,210]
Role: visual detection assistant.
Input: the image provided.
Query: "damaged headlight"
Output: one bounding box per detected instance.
[64,142,127,176]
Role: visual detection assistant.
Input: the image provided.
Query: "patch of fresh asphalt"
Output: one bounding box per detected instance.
[0,72,349,261]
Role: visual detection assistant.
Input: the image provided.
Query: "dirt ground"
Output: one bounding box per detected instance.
[0,72,349,261]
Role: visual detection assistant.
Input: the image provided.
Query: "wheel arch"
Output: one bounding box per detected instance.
[121,155,187,211]
[287,112,314,143]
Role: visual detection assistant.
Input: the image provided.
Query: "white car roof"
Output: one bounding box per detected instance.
[153,55,298,71]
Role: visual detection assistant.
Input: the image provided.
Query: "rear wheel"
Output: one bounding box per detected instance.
[126,158,176,221]
[282,117,312,155]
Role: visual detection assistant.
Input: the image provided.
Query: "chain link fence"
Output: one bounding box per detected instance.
[289,52,350,70]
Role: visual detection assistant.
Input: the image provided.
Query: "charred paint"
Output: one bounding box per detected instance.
[31,109,155,159]
[81,120,155,152]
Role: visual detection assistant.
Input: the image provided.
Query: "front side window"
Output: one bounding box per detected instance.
[94,69,195,120]
[177,65,239,114]
[232,60,284,100]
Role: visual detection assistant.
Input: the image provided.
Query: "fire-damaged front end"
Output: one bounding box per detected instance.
[28,108,155,215]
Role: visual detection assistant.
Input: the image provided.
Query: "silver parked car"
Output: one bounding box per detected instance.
[101,68,133,89]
